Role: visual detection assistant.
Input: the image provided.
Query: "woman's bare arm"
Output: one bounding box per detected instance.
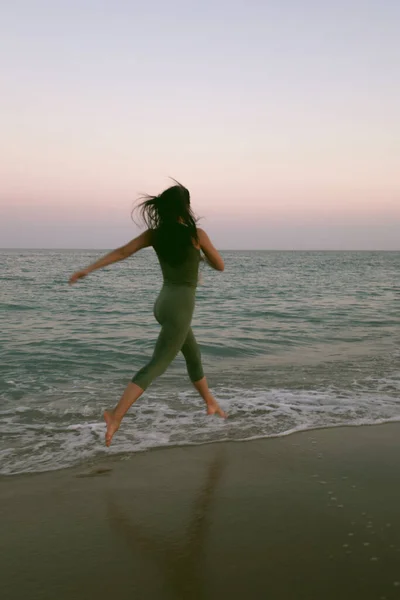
[197,228,224,271]
[69,229,153,284]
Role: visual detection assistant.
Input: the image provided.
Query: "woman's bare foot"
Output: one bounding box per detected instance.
[104,410,121,447]
[206,398,227,419]
[192,377,227,419]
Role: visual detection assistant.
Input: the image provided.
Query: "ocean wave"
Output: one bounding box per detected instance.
[1,249,399,475]
[1,384,399,476]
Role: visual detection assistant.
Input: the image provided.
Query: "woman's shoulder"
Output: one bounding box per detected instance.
[196,227,210,244]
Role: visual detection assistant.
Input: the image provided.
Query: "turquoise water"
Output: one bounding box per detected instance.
[1,249,399,475]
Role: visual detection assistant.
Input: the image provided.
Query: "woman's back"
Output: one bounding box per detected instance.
[152,222,200,287]
[155,243,200,287]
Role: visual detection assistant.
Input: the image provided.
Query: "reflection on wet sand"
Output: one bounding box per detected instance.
[106,452,225,599]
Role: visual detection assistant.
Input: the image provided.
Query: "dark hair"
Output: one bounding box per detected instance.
[133,181,199,266]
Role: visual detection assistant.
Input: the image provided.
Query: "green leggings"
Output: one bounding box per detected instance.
[132,284,204,390]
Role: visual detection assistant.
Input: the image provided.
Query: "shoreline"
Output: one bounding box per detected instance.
[2,419,400,480]
[1,423,400,599]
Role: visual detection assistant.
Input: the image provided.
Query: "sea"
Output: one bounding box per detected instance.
[1,249,399,476]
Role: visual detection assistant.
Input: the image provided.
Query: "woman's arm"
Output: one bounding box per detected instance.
[69,229,153,284]
[197,228,224,271]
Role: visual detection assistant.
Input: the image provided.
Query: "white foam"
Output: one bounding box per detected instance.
[1,382,400,475]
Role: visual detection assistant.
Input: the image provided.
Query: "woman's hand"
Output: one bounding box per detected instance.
[69,268,90,285]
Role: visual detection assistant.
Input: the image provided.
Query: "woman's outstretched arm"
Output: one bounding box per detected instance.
[69,229,153,284]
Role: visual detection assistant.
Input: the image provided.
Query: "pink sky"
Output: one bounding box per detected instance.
[1,1,399,249]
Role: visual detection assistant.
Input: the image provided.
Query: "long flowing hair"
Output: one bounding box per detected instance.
[133,181,199,266]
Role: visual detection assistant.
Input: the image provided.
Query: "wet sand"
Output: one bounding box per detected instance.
[1,423,400,600]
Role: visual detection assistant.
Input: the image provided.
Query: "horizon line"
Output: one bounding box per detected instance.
[0,248,399,253]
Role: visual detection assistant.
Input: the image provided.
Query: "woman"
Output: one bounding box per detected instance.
[69,183,226,447]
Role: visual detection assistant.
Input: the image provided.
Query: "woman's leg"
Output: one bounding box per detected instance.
[180,327,203,382]
[104,320,189,446]
[104,382,144,446]
[181,328,227,418]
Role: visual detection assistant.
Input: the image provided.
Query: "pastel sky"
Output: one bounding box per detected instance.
[1,0,399,249]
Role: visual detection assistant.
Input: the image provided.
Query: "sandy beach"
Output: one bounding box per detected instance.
[1,423,400,600]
